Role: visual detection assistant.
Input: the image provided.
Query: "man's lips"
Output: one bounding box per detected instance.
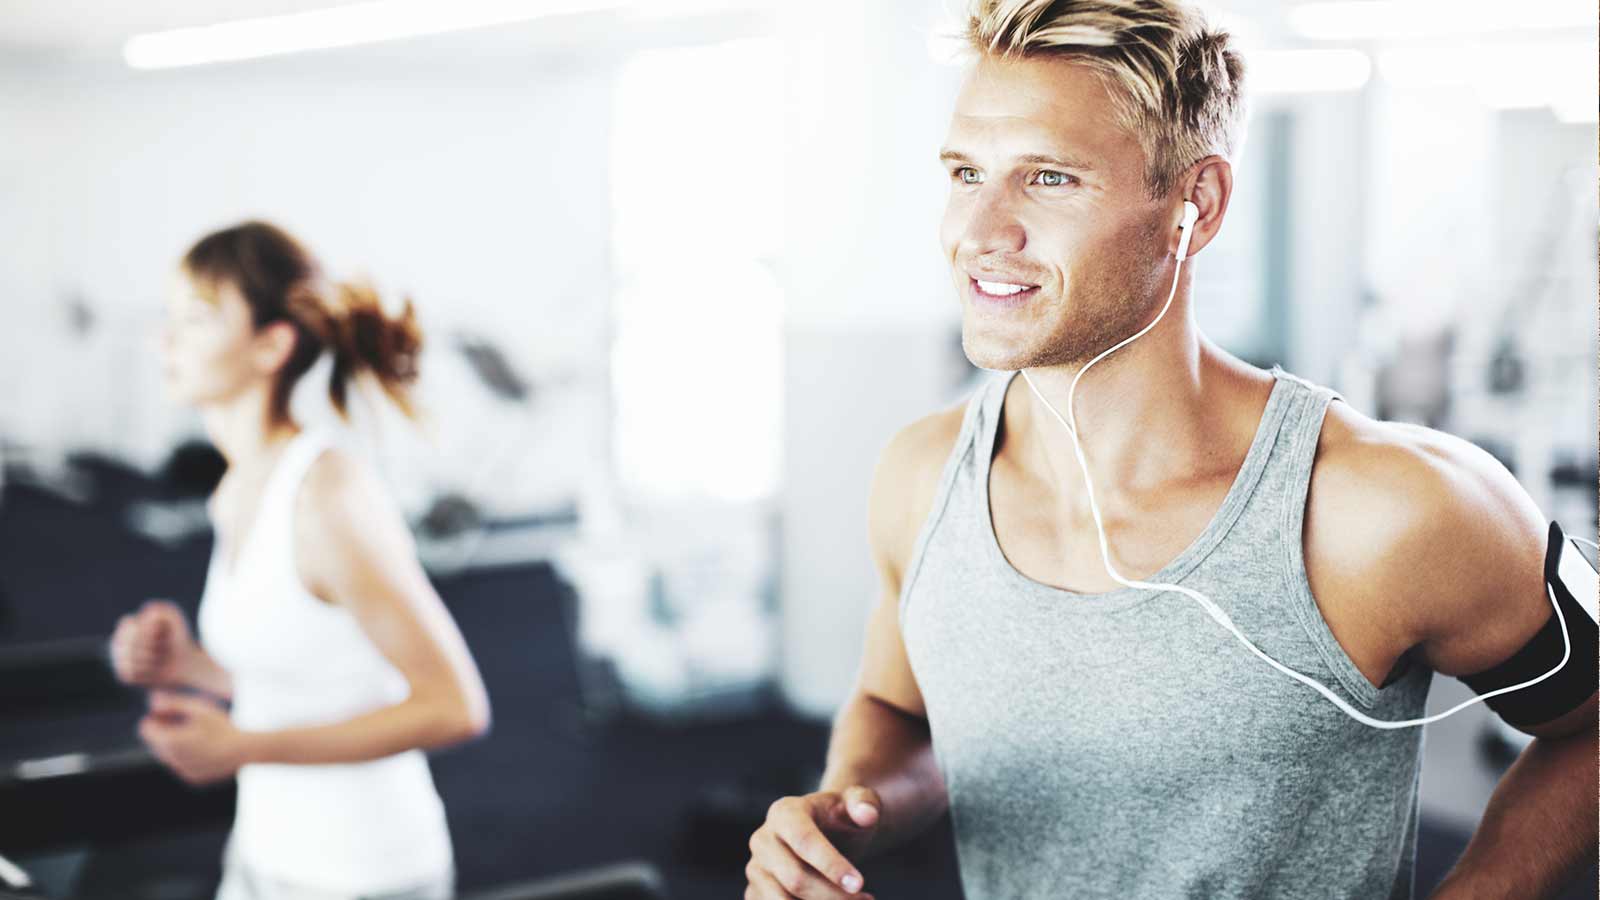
[969,276,1040,302]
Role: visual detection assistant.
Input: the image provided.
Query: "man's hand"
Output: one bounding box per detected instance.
[746,785,882,899]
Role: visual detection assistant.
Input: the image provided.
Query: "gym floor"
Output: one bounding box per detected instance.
[0,460,1592,899]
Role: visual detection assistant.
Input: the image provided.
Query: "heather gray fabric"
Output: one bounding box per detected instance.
[900,366,1432,899]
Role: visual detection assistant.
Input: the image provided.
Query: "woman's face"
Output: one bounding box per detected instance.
[160,273,273,409]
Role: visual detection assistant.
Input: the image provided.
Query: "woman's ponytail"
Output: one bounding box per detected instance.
[324,281,423,420]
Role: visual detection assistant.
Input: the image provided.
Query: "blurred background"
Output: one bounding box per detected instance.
[0,0,1593,897]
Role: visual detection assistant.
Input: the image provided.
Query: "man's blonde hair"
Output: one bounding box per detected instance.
[966,0,1247,200]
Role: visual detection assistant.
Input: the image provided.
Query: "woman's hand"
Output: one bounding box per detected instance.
[111,600,199,688]
[138,690,251,785]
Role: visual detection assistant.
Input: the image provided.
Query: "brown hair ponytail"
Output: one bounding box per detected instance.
[182,220,424,427]
[320,281,423,419]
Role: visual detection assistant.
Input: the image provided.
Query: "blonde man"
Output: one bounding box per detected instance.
[745,1,1597,898]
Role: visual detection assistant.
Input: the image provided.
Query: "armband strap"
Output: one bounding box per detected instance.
[1460,521,1598,728]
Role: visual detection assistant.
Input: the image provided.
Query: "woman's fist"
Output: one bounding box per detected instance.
[110,600,197,688]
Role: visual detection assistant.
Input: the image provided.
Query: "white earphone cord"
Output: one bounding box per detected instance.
[1017,207,1574,730]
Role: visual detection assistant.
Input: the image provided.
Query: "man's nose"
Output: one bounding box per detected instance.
[959,186,1026,258]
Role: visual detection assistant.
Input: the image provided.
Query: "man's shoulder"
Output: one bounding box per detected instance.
[1305,403,1549,669]
[882,397,971,478]
[1309,403,1531,545]
[867,387,982,579]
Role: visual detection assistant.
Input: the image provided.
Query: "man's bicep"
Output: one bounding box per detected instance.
[1404,444,1597,736]
[857,585,926,717]
[1391,429,1552,678]
[861,455,927,717]
[858,408,963,720]
[1420,530,1551,680]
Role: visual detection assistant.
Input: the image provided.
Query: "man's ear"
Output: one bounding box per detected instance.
[1174,156,1234,260]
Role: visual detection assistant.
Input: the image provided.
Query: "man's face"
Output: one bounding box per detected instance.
[940,54,1171,371]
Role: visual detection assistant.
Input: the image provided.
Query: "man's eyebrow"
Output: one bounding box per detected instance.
[1016,152,1095,171]
[938,148,1096,171]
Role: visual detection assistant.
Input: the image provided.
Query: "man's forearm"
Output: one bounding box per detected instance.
[1430,730,1598,899]
[820,691,947,860]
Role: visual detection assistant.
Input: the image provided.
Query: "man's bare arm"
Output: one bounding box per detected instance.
[1310,419,1597,899]
[821,406,965,848]
[746,405,963,899]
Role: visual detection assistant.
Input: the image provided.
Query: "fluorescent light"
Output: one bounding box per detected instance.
[123,0,616,69]
[1250,49,1372,94]
[629,0,773,19]
[1289,1,1594,41]
[1372,46,1474,87]
[1554,96,1598,124]
[1377,39,1598,118]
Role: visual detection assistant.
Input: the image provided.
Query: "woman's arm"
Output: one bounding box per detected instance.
[111,600,234,700]
[248,448,491,764]
[176,644,235,700]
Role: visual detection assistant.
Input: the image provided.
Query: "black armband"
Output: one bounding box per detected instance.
[1459,521,1598,729]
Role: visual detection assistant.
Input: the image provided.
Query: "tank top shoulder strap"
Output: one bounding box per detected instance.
[973,369,1013,470]
[257,429,337,538]
[1271,364,1345,526]
[898,373,1009,622]
[1268,366,1383,706]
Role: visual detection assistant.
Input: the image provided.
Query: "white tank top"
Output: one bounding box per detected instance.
[197,429,453,894]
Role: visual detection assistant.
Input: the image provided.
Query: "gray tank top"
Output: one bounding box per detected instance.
[900,366,1433,899]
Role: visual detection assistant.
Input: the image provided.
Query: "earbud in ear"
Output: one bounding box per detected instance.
[1176,200,1199,261]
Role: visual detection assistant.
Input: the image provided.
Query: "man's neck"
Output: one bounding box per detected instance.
[1004,330,1246,518]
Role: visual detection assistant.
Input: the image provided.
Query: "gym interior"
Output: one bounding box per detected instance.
[0,1,1594,898]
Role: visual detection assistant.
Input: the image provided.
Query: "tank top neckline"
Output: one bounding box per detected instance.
[976,367,1293,613]
[211,428,330,584]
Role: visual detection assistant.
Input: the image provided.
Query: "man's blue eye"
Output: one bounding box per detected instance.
[957,167,981,185]
[1036,170,1071,186]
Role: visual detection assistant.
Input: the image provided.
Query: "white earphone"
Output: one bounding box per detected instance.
[1177,199,1199,260]
[1018,197,1574,730]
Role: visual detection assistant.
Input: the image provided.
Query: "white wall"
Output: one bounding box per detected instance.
[777,0,969,717]
[0,55,614,514]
